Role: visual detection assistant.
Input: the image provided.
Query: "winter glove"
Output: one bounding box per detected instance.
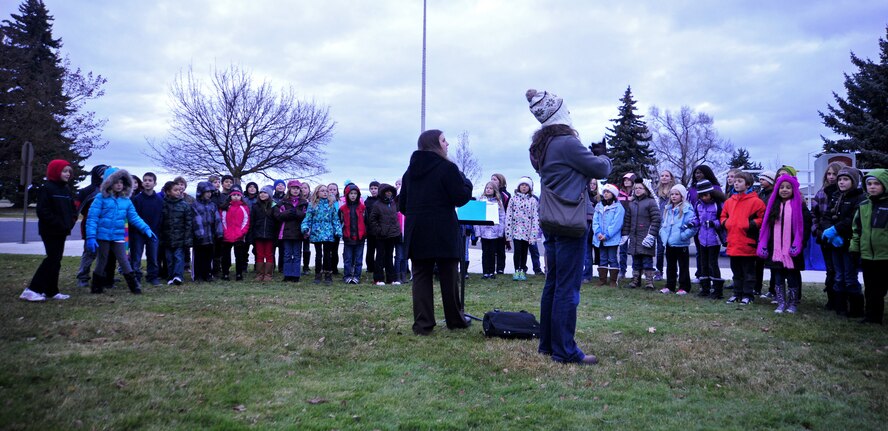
[822,226,838,242]
[683,222,695,230]
[829,235,844,248]
[86,238,98,253]
[145,228,157,241]
[620,235,629,246]
[747,217,757,231]
[589,141,607,157]
[790,245,799,255]
[642,234,656,248]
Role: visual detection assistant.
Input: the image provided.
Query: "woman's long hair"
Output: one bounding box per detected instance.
[418,129,448,159]
[481,181,504,209]
[656,170,676,199]
[529,124,577,171]
[692,164,720,188]
[821,161,846,188]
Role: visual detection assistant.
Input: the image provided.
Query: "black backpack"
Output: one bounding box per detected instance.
[482,310,541,339]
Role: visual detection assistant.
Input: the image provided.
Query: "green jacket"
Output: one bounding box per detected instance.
[851,169,888,260]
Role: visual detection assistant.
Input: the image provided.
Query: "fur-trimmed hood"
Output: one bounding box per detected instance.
[100,167,133,197]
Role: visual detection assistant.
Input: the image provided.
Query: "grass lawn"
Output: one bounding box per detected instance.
[1,254,886,430]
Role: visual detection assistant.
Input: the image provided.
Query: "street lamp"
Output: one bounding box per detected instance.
[420,0,427,133]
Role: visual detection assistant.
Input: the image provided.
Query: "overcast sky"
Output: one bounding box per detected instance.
[5,0,886,194]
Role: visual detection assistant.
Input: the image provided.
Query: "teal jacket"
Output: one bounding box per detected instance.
[301,199,342,243]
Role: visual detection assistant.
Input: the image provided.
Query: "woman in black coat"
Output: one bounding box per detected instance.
[399,129,473,335]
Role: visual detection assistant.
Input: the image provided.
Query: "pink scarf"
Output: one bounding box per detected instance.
[772,202,795,269]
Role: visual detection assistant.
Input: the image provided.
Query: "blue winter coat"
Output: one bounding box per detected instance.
[192,181,223,246]
[85,168,152,241]
[301,199,342,243]
[659,201,697,247]
[694,200,723,247]
[592,201,625,247]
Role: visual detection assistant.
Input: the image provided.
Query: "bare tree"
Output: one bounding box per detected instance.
[148,65,335,181]
[452,131,482,187]
[648,105,733,185]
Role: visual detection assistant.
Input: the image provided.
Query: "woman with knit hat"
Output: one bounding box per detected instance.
[20,160,78,302]
[527,89,611,365]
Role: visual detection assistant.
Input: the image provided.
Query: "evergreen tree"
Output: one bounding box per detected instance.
[728,147,763,170]
[819,27,888,168]
[0,0,80,203]
[605,86,657,184]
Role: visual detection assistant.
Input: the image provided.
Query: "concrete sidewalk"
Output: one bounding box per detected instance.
[0,238,844,284]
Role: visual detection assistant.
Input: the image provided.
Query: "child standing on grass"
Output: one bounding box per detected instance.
[583,178,602,283]
[368,183,400,285]
[220,187,251,282]
[339,183,367,284]
[191,181,223,283]
[721,171,765,305]
[250,186,278,282]
[302,184,342,285]
[757,175,812,314]
[592,184,625,286]
[692,180,727,299]
[621,179,661,289]
[85,168,157,295]
[20,160,77,302]
[477,181,505,279]
[851,169,888,324]
[812,162,846,310]
[821,167,867,317]
[505,176,540,281]
[276,180,308,282]
[658,184,696,295]
[160,181,192,286]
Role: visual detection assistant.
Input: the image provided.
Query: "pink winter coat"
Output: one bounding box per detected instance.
[221,200,250,243]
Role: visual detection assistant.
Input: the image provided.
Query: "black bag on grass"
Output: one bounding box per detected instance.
[482,309,541,339]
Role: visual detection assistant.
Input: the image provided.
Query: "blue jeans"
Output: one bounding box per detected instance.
[619,243,628,274]
[165,247,185,281]
[130,231,159,283]
[832,250,861,294]
[631,254,654,272]
[343,241,365,279]
[599,246,618,269]
[529,242,543,272]
[282,240,303,278]
[538,228,588,364]
[582,225,598,280]
[395,239,408,275]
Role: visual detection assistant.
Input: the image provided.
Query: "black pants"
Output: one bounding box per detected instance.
[513,239,529,272]
[494,236,506,273]
[481,238,497,274]
[28,234,66,297]
[698,245,722,280]
[862,259,887,323]
[820,244,836,291]
[411,258,467,335]
[212,238,224,276]
[773,267,801,289]
[313,242,335,272]
[193,244,215,281]
[730,256,757,298]
[755,257,775,295]
[665,245,691,292]
[329,236,341,274]
[222,242,249,276]
[366,236,377,274]
[302,239,311,269]
[375,237,398,282]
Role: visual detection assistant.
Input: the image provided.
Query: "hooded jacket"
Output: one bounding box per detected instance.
[275,195,307,240]
[37,160,76,237]
[368,183,401,239]
[399,150,473,259]
[812,182,839,241]
[85,168,152,241]
[192,181,223,245]
[505,191,539,242]
[221,199,250,243]
[250,197,278,241]
[721,188,765,257]
[621,189,661,256]
[339,183,367,244]
[302,197,342,243]
[161,192,193,248]
[660,201,697,247]
[851,169,888,260]
[592,199,625,248]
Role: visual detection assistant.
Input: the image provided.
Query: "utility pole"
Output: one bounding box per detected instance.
[421,0,427,133]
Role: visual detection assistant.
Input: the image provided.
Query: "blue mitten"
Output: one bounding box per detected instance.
[86,238,98,253]
[830,235,844,248]
[822,226,838,242]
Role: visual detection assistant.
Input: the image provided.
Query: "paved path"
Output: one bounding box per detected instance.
[0,238,842,283]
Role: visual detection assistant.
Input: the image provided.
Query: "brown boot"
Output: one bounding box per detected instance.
[263,263,274,282]
[628,271,641,289]
[598,268,609,286]
[644,270,655,290]
[608,269,619,287]
[255,262,265,282]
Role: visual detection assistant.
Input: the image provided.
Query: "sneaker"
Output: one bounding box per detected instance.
[173,277,183,286]
[533,268,544,275]
[520,270,528,281]
[49,293,70,300]
[77,280,89,288]
[490,274,496,280]
[392,281,402,285]
[168,279,175,285]
[676,289,688,296]
[375,281,386,286]
[740,297,752,305]
[19,289,46,302]
[760,292,773,300]
[513,272,521,281]
[659,288,671,294]
[653,270,663,281]
[482,274,491,280]
[725,296,739,304]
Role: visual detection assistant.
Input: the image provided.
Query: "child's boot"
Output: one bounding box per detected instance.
[598,268,609,286]
[710,278,724,299]
[774,285,786,313]
[313,270,322,284]
[90,272,105,294]
[834,292,848,316]
[608,269,619,287]
[323,271,333,285]
[848,293,865,318]
[644,270,655,290]
[786,287,800,314]
[628,271,641,289]
[824,288,836,311]
[123,272,142,295]
[254,263,265,282]
[697,278,711,298]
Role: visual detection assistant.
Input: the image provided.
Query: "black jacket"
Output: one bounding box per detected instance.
[250,199,278,241]
[827,187,866,249]
[399,151,472,259]
[274,197,307,240]
[161,195,193,248]
[369,183,401,239]
[37,180,76,237]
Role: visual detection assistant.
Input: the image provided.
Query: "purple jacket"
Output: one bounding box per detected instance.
[694,200,722,247]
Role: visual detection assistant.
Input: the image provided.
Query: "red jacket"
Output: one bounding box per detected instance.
[721,190,765,257]
[221,200,250,243]
[339,200,366,243]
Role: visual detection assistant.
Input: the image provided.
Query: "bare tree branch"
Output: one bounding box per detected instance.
[453,131,482,187]
[145,64,335,181]
[648,105,733,185]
